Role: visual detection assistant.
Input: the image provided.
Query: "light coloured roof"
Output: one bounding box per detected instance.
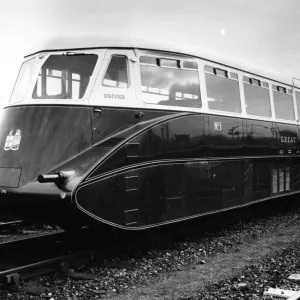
[26,32,297,87]
[26,33,132,56]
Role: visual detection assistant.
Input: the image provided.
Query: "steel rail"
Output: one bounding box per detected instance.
[0,249,95,277]
[0,221,22,226]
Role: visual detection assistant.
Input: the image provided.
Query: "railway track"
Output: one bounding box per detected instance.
[0,221,22,227]
[0,228,165,287]
[0,225,146,289]
[0,195,299,298]
[0,220,23,233]
[0,231,96,287]
[0,232,65,273]
[0,220,59,234]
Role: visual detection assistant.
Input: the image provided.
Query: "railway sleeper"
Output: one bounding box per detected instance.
[0,250,97,294]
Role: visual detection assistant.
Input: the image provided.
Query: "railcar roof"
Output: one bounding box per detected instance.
[26,32,297,87]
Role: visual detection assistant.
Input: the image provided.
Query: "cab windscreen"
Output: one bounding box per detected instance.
[32,54,98,100]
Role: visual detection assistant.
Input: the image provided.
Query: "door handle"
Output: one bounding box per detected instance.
[134,111,144,119]
[93,108,102,117]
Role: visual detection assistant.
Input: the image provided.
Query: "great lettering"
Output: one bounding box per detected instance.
[280,136,296,143]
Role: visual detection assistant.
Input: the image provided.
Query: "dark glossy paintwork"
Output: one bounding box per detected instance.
[0,105,173,228]
[0,104,300,229]
[77,160,250,227]
[88,113,300,177]
[76,108,300,229]
[0,106,93,186]
[0,105,95,227]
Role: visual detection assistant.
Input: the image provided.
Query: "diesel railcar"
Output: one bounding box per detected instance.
[0,33,299,230]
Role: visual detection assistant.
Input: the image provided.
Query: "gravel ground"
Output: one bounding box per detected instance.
[195,243,300,300]
[1,202,300,299]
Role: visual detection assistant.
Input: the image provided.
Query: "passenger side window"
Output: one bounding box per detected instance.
[243,76,271,117]
[272,85,295,120]
[103,55,129,88]
[205,65,241,113]
[139,56,201,108]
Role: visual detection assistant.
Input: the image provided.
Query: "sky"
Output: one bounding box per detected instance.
[0,0,300,107]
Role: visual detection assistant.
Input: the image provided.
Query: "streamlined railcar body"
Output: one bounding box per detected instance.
[0,33,300,230]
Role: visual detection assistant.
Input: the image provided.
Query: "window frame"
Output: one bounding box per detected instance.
[204,63,242,115]
[34,68,82,99]
[242,74,272,118]
[12,49,102,106]
[272,83,296,121]
[102,54,130,89]
[10,56,38,104]
[136,50,299,125]
[31,52,99,101]
[138,52,202,109]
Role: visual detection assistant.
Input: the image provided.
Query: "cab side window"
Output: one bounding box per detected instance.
[103,55,129,88]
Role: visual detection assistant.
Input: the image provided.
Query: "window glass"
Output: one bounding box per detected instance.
[251,79,260,86]
[140,56,157,65]
[244,83,271,117]
[10,58,36,103]
[183,61,198,69]
[140,65,201,108]
[204,65,214,74]
[46,69,62,96]
[216,69,227,77]
[32,54,97,99]
[103,55,128,88]
[205,73,241,113]
[244,76,261,86]
[230,72,238,80]
[273,91,295,120]
[243,76,250,83]
[36,74,42,97]
[160,59,178,68]
[277,86,286,93]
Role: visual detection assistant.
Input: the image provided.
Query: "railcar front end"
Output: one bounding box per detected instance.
[0,51,104,229]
